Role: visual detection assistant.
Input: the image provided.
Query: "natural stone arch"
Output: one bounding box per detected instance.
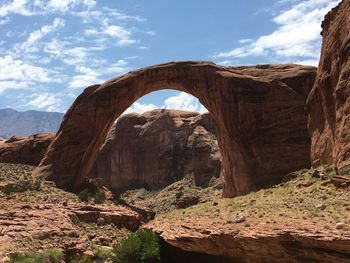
[33,61,316,197]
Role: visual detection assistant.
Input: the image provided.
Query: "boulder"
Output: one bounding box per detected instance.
[89,109,221,191]
[307,0,350,173]
[0,133,54,166]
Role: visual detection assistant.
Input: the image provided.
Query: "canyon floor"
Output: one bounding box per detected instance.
[0,163,349,262]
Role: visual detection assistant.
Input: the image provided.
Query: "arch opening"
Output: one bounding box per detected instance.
[33,61,316,197]
[88,89,221,194]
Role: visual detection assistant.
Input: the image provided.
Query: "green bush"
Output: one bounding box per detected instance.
[111,229,160,263]
[78,188,91,202]
[1,178,42,195]
[70,255,94,263]
[10,248,64,263]
[93,190,106,204]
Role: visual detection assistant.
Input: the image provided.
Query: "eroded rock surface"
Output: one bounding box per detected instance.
[89,109,221,191]
[33,62,316,197]
[0,133,54,166]
[0,202,144,256]
[307,0,350,173]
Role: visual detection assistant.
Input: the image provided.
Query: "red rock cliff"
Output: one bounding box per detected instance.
[307,0,350,173]
[89,109,221,191]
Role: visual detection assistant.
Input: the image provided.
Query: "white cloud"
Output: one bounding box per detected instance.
[104,59,130,74]
[0,17,10,25]
[217,60,237,67]
[164,92,208,113]
[214,0,341,63]
[122,92,209,115]
[68,74,101,88]
[26,92,63,111]
[0,55,51,93]
[47,0,80,12]
[0,0,32,17]
[68,59,130,88]
[15,18,64,54]
[86,24,137,47]
[124,102,158,114]
[292,59,319,66]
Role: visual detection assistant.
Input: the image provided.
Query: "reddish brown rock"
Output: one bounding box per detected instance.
[0,133,54,166]
[33,62,316,197]
[149,222,350,263]
[89,109,221,191]
[0,202,145,256]
[307,0,350,173]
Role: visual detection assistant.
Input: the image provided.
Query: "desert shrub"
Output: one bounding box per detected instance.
[111,229,160,263]
[1,178,42,195]
[78,188,91,202]
[70,255,94,263]
[10,248,64,263]
[93,245,112,260]
[93,190,106,204]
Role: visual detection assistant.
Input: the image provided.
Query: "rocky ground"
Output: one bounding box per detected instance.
[0,163,145,260]
[148,166,350,262]
[1,162,350,262]
[0,162,221,261]
[121,175,222,214]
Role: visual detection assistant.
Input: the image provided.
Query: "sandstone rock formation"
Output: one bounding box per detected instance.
[89,109,221,192]
[0,133,54,166]
[0,202,147,256]
[150,222,350,263]
[307,0,350,174]
[33,62,316,197]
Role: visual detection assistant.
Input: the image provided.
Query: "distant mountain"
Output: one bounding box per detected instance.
[0,108,64,138]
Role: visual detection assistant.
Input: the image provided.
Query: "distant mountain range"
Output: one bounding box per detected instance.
[0,108,64,138]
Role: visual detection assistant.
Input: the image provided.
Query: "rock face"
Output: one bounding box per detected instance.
[0,133,54,166]
[307,0,350,173]
[0,108,63,138]
[33,62,316,197]
[151,223,350,263]
[0,202,146,256]
[89,109,221,191]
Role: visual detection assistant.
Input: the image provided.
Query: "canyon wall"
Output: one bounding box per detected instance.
[307,0,350,173]
[89,110,221,191]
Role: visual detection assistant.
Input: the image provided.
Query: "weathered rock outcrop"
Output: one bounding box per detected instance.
[33,62,316,197]
[0,133,54,166]
[89,109,221,191]
[151,223,350,263]
[307,0,350,173]
[0,202,145,256]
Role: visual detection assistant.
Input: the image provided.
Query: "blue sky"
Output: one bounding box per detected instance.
[0,0,341,113]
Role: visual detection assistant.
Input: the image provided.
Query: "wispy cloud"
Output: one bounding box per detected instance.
[214,0,341,65]
[124,102,158,115]
[26,92,63,112]
[13,18,64,55]
[124,92,208,115]
[68,59,131,88]
[0,55,52,93]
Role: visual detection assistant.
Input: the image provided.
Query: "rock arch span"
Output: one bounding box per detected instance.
[33,61,316,197]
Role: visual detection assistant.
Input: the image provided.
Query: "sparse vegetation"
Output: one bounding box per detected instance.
[9,248,64,263]
[111,229,160,263]
[93,190,106,204]
[1,178,42,195]
[78,188,91,202]
[152,165,349,236]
